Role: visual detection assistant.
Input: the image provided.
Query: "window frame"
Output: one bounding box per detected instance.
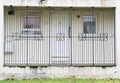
[21,13,43,38]
[83,15,96,34]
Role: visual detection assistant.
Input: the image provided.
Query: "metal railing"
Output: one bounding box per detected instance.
[4,7,115,67]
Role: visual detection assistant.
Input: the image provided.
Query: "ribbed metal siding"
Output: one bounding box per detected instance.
[4,8,50,66]
[4,7,115,66]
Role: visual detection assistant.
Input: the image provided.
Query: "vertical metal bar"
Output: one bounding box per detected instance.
[69,8,72,66]
[4,7,6,66]
[49,8,51,66]
[103,9,105,65]
[92,8,95,66]
[114,7,116,66]
[82,11,84,65]
[5,8,8,66]
[26,6,29,66]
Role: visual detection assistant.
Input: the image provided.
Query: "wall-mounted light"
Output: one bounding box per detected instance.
[77,15,80,18]
[8,5,15,15]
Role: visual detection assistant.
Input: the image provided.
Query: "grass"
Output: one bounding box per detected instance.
[0,78,120,83]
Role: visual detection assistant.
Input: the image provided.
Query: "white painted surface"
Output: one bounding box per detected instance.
[50,12,71,64]
[72,10,115,66]
[4,10,50,66]
[4,8,115,66]
[115,1,120,67]
[3,0,117,7]
[0,0,120,80]
[0,0,4,68]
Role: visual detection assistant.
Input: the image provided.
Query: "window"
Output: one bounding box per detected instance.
[22,14,43,38]
[83,16,96,34]
[23,15,41,29]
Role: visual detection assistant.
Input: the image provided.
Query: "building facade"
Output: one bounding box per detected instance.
[0,0,120,79]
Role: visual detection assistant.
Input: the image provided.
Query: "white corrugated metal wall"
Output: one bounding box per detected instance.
[4,7,115,66]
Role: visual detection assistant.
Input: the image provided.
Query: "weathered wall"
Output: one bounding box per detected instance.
[0,0,120,80]
[0,0,4,68]
[0,67,120,80]
[3,0,118,7]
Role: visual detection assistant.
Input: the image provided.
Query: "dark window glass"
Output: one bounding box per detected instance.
[22,15,41,35]
[23,15,41,29]
[83,16,96,34]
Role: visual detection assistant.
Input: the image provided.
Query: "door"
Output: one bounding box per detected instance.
[50,11,71,65]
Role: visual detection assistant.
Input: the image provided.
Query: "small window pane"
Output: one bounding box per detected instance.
[23,15,41,29]
[22,15,42,38]
[83,16,96,34]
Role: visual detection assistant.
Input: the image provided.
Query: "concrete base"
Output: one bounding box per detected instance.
[0,67,120,80]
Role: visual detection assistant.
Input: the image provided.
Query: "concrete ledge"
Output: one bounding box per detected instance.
[0,67,120,80]
[3,0,117,7]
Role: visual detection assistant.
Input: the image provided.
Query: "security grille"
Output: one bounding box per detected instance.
[4,7,115,66]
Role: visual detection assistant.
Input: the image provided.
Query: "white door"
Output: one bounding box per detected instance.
[50,12,71,65]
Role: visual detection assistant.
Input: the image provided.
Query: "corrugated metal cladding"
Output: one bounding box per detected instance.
[4,7,115,67]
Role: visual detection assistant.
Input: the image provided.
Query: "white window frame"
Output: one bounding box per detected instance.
[83,15,96,34]
[21,13,43,38]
